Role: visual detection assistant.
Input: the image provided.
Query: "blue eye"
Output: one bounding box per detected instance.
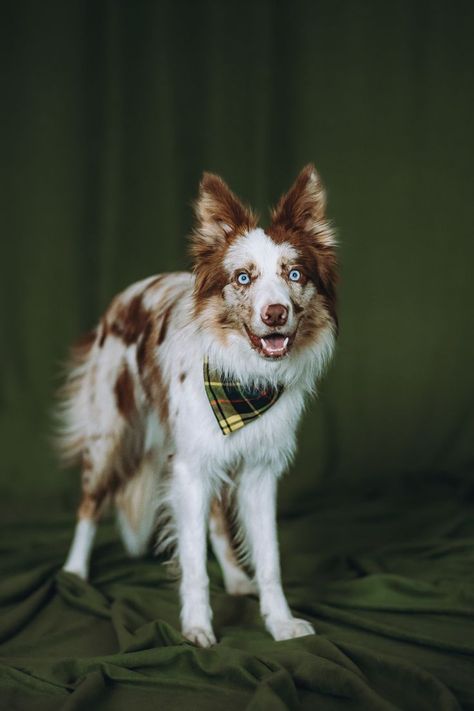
[237,272,251,285]
[289,269,301,282]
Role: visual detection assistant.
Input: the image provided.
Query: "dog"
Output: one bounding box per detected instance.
[57,164,338,646]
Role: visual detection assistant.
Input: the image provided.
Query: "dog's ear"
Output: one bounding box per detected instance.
[270,164,335,247]
[192,172,257,247]
[190,173,258,303]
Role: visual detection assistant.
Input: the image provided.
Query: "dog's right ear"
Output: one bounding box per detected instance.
[190,173,258,305]
[191,173,257,248]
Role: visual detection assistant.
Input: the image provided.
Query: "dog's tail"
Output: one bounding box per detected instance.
[115,455,159,556]
[54,327,99,468]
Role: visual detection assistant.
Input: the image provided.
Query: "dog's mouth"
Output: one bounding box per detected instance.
[244,325,295,359]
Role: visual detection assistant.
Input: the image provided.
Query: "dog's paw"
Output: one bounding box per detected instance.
[225,571,258,596]
[183,626,217,648]
[62,564,88,581]
[267,617,315,641]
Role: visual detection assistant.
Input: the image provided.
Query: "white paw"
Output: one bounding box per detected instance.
[267,617,315,641]
[62,563,88,581]
[183,626,217,647]
[225,571,258,596]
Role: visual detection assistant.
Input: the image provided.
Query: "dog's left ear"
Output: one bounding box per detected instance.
[270,164,335,247]
[192,172,257,247]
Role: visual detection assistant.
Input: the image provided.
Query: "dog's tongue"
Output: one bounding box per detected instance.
[261,334,287,356]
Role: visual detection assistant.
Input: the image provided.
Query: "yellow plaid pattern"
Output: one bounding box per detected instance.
[203,359,283,435]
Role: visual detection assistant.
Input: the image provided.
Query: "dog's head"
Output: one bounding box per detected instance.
[191,165,338,378]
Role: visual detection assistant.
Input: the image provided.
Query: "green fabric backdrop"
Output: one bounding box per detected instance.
[1,1,474,709]
[2,0,474,508]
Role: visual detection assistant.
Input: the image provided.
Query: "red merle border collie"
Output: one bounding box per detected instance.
[58,165,338,646]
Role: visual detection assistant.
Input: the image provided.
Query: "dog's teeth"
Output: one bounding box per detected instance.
[283,337,289,348]
[260,339,266,349]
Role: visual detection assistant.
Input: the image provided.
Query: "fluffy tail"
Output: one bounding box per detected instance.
[54,328,98,468]
[115,457,159,556]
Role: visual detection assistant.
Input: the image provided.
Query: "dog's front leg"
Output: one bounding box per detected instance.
[170,458,215,647]
[238,468,315,641]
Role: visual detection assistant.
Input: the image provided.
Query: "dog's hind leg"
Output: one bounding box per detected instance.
[115,454,159,558]
[63,424,123,580]
[209,497,257,596]
[63,489,107,580]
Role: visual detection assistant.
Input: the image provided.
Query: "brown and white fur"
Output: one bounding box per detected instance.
[58,165,338,647]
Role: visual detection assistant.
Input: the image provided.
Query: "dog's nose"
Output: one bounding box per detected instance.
[261,304,288,327]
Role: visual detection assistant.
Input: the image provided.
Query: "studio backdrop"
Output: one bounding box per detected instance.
[2,1,473,514]
[1,2,474,709]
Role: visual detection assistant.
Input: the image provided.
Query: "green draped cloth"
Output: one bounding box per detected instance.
[2,0,474,709]
[1,480,474,710]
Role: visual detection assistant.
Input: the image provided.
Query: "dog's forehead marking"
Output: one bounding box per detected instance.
[224,228,299,273]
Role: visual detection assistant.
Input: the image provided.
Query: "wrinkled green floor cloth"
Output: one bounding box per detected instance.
[1,482,473,710]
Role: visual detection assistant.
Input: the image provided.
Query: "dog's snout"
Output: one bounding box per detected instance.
[261,303,288,327]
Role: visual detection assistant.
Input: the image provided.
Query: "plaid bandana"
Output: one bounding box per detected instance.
[203,358,283,435]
